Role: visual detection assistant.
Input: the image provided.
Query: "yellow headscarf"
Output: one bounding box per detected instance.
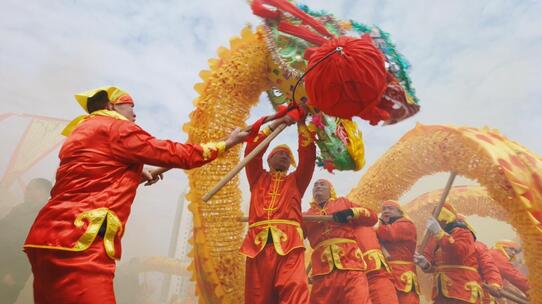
[495,240,521,261]
[456,213,477,236]
[75,86,133,112]
[62,86,133,136]
[437,203,458,225]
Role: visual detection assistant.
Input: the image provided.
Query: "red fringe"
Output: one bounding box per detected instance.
[251,0,335,45]
[278,22,328,46]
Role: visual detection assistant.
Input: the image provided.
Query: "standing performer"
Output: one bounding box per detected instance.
[414,204,484,304]
[489,241,529,297]
[24,86,249,304]
[456,214,503,303]
[475,241,503,304]
[241,112,316,304]
[356,226,399,304]
[303,179,376,304]
[377,200,420,304]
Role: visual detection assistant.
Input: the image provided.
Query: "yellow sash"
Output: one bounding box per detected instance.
[62,109,128,136]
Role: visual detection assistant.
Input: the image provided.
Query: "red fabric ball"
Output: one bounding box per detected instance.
[304,35,387,120]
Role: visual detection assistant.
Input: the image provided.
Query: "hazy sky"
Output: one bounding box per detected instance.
[1,0,540,261]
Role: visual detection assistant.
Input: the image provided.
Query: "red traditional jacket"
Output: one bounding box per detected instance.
[488,249,529,294]
[240,126,316,258]
[303,197,377,276]
[25,116,224,260]
[377,217,420,294]
[474,241,503,304]
[423,227,483,304]
[355,226,392,277]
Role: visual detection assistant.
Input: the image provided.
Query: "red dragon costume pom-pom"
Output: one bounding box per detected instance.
[304,35,388,121]
[252,0,389,123]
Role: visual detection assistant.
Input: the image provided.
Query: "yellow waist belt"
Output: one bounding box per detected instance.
[389,260,415,265]
[315,238,357,250]
[436,265,478,272]
[313,238,365,273]
[24,207,122,260]
[250,219,303,256]
[364,249,391,273]
[249,219,301,228]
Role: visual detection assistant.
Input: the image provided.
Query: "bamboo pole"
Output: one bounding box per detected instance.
[148,112,287,179]
[202,123,288,202]
[418,172,457,252]
[482,283,529,304]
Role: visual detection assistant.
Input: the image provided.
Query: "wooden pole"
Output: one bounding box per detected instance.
[148,113,286,179]
[482,283,529,304]
[418,172,458,252]
[238,214,333,222]
[202,123,288,202]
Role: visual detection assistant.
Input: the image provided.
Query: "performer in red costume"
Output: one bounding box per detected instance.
[24,86,249,304]
[241,111,316,304]
[415,204,484,304]
[456,214,503,303]
[304,179,377,304]
[356,225,399,304]
[489,241,529,297]
[377,200,420,304]
[474,241,503,304]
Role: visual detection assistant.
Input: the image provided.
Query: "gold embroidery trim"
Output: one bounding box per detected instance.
[315,238,365,275]
[435,270,483,303]
[363,249,391,273]
[250,219,303,256]
[24,207,123,260]
[435,272,454,299]
[465,281,484,303]
[435,230,447,240]
[253,128,271,143]
[262,127,272,136]
[398,271,421,294]
[200,141,226,160]
[298,124,314,147]
[264,172,284,214]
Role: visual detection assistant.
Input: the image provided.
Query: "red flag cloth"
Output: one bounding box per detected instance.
[304,35,387,120]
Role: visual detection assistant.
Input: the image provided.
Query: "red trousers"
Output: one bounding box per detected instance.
[310,270,372,304]
[397,290,419,304]
[245,245,309,304]
[367,269,399,304]
[25,240,116,304]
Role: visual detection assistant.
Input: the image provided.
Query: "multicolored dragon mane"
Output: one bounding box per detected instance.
[182,1,421,302]
[258,0,420,172]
